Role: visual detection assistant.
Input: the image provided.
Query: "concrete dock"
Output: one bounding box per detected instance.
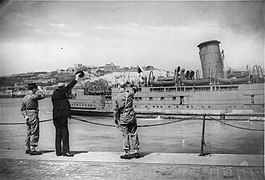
[0,149,264,180]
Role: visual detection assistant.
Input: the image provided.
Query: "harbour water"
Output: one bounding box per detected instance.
[0,98,263,155]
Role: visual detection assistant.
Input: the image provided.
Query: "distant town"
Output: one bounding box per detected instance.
[0,63,165,98]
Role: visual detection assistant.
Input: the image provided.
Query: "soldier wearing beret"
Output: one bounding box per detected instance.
[51,71,84,157]
[113,82,140,159]
[21,83,46,155]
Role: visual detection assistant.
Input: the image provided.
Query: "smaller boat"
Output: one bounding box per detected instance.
[217,76,250,85]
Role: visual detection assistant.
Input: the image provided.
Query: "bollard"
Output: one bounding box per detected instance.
[199,114,207,156]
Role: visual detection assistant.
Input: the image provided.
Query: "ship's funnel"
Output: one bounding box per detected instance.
[197,40,224,79]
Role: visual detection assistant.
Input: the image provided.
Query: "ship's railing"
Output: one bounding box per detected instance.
[0,112,263,156]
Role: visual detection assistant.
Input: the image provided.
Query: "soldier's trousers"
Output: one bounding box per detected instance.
[53,115,70,155]
[119,119,140,151]
[25,110,40,149]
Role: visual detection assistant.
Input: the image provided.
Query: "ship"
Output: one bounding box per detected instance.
[69,40,264,119]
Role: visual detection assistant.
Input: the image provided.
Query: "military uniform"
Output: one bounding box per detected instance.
[21,83,45,154]
[113,86,140,158]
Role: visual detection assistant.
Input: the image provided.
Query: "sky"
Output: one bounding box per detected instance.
[0,0,264,76]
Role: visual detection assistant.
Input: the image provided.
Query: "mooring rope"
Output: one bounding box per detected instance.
[71,116,195,128]
[208,117,264,132]
[0,115,264,132]
[0,118,53,125]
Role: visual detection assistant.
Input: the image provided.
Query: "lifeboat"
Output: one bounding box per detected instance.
[151,80,175,87]
[182,78,211,86]
[217,76,250,85]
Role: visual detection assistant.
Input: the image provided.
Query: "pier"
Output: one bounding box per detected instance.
[0,149,263,179]
[0,112,264,179]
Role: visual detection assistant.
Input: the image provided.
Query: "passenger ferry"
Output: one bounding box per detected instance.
[69,40,264,119]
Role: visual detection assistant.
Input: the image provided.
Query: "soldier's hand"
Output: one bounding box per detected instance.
[37,86,43,91]
[114,120,120,128]
[75,71,85,81]
[75,73,81,81]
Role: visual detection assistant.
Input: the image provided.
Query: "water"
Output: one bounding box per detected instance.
[0,98,264,155]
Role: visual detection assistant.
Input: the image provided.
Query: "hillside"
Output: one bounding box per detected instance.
[0,64,172,88]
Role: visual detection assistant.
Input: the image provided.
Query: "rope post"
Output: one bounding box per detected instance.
[199,114,207,156]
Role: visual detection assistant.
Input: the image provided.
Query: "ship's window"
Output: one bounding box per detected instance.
[168,106,171,108]
[180,96,184,105]
[251,95,254,104]
[153,106,155,108]
[134,105,137,108]
[149,97,153,101]
[202,106,204,108]
[176,106,178,108]
[234,106,236,108]
[166,88,176,92]
[145,105,148,108]
[160,106,163,108]
[208,106,211,108]
[172,96,176,101]
[161,97,165,101]
[229,106,232,108]
[187,106,189,108]
[157,106,159,108]
[139,97,142,100]
[135,97,138,101]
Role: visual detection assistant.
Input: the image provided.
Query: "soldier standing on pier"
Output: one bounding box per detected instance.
[21,83,46,155]
[51,71,84,157]
[113,82,140,159]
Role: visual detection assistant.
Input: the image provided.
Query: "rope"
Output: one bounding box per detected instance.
[210,117,264,132]
[71,116,194,128]
[71,117,115,127]
[0,118,53,125]
[0,115,263,132]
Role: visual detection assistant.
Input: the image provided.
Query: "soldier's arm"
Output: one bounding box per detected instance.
[64,80,77,91]
[113,98,120,125]
[20,102,28,119]
[31,92,46,100]
[29,86,46,100]
[61,72,81,94]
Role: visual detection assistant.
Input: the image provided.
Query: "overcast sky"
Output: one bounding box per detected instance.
[0,0,264,76]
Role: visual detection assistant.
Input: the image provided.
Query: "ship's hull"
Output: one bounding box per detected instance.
[70,83,264,119]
